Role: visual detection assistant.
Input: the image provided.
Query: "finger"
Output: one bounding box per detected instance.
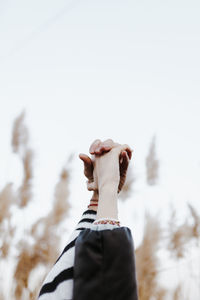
[94,139,115,154]
[120,151,130,174]
[79,153,92,165]
[79,153,94,180]
[125,148,133,160]
[102,139,114,146]
[118,144,133,160]
[119,150,128,164]
[95,139,121,155]
[99,139,114,152]
[89,139,101,154]
[118,151,130,192]
[93,141,103,155]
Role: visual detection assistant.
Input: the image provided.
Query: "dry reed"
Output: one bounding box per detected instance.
[146,135,159,186]
[135,214,166,300]
[0,113,199,300]
[0,112,71,300]
[13,164,71,299]
[0,184,15,259]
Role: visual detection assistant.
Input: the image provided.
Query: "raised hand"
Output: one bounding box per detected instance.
[79,139,132,193]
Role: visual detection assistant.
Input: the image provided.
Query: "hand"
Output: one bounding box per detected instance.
[92,141,132,193]
[79,139,132,193]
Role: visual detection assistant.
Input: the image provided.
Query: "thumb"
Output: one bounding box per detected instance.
[79,153,94,180]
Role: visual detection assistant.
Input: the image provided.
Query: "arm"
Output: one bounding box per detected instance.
[38,140,133,300]
[72,141,138,300]
[73,227,138,300]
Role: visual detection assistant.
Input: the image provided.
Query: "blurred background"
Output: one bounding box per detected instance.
[0,0,200,299]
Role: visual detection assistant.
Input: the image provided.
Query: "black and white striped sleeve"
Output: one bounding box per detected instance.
[38,209,97,300]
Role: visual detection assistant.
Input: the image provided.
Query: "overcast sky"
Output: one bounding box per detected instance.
[0,1,200,297]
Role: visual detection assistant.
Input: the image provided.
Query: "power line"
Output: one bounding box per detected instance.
[1,0,81,61]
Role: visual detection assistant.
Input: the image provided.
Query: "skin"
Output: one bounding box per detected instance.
[79,139,133,212]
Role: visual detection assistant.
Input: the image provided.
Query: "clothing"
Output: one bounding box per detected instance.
[38,209,138,300]
[38,210,96,300]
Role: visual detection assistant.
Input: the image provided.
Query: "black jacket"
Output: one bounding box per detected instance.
[73,227,138,300]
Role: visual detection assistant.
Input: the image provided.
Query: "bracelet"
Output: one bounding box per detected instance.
[87,203,98,208]
[93,219,120,226]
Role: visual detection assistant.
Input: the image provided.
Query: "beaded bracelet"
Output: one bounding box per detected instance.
[93,219,120,227]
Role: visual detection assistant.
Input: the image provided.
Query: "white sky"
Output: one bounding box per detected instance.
[0,0,200,298]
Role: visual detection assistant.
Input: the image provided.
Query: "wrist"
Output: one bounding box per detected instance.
[88,191,98,211]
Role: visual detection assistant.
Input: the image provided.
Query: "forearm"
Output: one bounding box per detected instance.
[96,183,118,220]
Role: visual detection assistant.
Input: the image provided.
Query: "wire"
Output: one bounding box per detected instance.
[1,0,81,60]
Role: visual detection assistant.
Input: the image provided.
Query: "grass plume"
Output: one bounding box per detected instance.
[146,135,159,186]
[0,113,199,300]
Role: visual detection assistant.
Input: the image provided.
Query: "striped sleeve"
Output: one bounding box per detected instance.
[38,209,97,300]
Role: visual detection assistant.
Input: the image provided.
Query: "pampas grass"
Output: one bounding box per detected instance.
[135,205,200,300]
[135,214,166,300]
[146,135,159,186]
[0,113,199,300]
[12,111,33,207]
[0,184,15,259]
[0,112,71,300]
[168,205,200,259]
